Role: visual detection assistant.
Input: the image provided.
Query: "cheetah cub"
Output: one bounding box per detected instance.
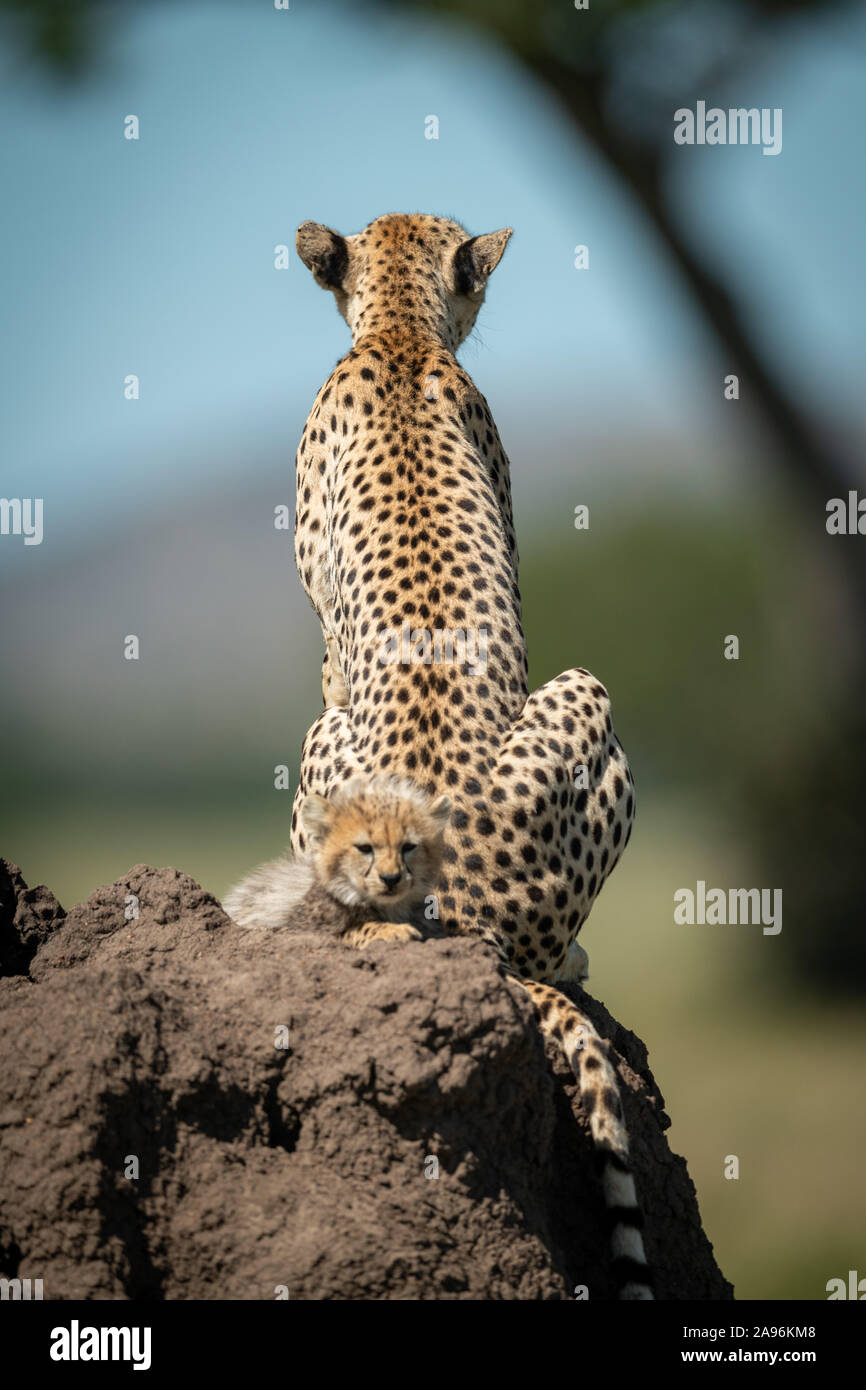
[223,775,450,948]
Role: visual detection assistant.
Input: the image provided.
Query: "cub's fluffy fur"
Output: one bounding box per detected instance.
[223,776,450,946]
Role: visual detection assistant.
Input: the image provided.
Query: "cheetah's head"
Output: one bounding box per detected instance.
[296,213,512,350]
[300,775,451,912]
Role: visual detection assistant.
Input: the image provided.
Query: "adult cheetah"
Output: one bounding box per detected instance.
[290,213,649,1298]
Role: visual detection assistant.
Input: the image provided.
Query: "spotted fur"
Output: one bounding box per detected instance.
[290,212,651,1298]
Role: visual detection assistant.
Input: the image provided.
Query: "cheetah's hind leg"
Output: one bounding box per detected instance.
[487,666,635,976]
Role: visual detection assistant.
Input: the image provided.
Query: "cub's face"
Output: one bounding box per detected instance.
[301,778,451,911]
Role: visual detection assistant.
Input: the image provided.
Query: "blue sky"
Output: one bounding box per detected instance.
[1,0,864,537]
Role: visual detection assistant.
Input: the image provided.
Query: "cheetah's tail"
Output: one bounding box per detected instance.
[516,975,654,1301]
[222,856,313,930]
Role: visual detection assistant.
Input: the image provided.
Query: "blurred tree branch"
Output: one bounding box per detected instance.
[0,0,104,78]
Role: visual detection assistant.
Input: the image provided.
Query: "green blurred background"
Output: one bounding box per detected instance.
[2,0,865,1299]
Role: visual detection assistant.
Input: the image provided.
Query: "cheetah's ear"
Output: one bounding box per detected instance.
[300,793,333,841]
[450,228,513,296]
[296,222,349,292]
[428,794,452,830]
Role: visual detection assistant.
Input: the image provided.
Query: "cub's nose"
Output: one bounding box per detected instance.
[380,872,402,891]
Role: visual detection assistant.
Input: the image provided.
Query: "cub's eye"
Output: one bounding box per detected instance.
[354,843,374,856]
[401,842,418,857]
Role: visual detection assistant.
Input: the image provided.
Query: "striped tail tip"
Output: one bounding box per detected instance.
[603,1156,655,1300]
